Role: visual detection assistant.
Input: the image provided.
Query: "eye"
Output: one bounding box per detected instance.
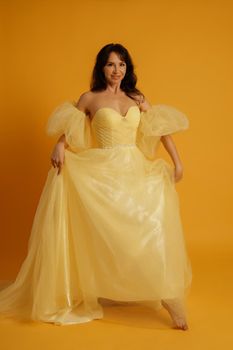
[120,62,126,66]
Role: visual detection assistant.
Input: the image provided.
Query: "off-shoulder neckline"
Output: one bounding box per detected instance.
[71,103,154,122]
[92,105,139,121]
[73,104,140,122]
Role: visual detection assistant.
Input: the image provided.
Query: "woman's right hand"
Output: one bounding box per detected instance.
[50,141,66,175]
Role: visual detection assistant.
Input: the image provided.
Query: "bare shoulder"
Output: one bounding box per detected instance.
[133,93,152,112]
[74,91,94,114]
[140,97,152,112]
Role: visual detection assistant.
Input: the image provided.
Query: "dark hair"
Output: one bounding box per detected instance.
[90,43,145,105]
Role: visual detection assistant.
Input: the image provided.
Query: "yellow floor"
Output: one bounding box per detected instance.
[0,248,232,350]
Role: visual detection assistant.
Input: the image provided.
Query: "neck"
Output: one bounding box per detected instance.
[105,83,123,95]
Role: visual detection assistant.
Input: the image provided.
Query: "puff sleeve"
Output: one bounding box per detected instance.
[46,101,93,152]
[136,104,189,160]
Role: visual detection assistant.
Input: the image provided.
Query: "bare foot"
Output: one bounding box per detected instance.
[161,298,189,330]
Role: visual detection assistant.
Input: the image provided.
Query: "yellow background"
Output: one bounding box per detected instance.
[0,0,232,348]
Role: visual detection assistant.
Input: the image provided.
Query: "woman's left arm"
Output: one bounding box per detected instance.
[160,135,183,182]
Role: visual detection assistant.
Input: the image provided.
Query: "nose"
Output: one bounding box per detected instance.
[113,65,119,73]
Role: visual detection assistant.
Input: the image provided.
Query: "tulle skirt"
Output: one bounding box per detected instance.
[0,146,192,325]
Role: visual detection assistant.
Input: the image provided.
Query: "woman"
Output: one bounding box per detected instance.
[0,43,192,330]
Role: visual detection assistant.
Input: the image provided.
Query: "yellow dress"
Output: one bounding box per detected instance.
[0,102,192,325]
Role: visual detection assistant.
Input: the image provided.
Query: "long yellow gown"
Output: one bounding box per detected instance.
[0,102,192,325]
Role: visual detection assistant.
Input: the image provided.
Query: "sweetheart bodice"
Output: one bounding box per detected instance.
[90,105,141,148]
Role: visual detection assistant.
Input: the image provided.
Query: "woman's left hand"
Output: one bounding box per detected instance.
[173,163,183,182]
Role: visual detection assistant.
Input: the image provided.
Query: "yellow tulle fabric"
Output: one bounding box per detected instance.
[136,104,189,160]
[0,102,192,325]
[46,101,93,151]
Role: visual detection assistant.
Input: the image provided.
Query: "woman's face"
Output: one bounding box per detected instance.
[103,51,127,85]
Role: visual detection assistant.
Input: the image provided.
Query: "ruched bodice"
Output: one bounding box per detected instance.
[90,106,141,148]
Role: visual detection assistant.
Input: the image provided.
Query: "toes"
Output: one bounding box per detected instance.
[173,322,189,330]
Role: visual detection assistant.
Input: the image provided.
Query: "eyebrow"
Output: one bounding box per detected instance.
[107,60,125,63]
